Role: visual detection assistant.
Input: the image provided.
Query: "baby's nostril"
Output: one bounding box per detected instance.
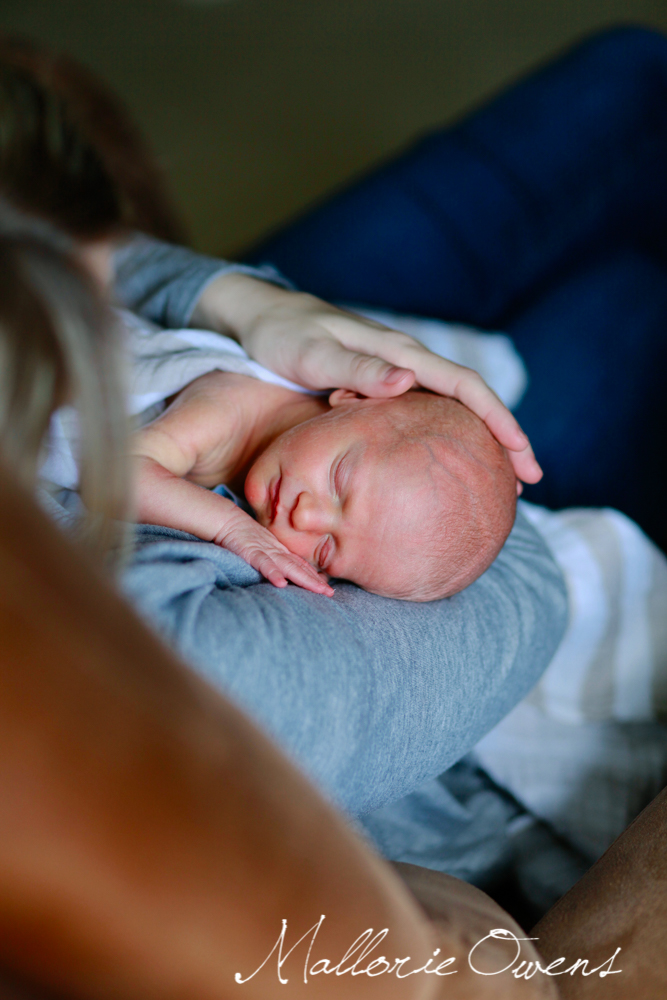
[292,492,325,533]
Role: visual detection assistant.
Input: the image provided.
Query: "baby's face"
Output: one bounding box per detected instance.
[245,391,517,599]
[244,398,432,595]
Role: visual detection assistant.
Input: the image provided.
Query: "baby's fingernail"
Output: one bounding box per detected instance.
[383,366,412,385]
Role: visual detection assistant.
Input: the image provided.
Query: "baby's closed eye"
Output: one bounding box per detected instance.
[315,534,334,571]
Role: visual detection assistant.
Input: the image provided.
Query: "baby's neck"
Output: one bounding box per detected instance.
[221,375,328,492]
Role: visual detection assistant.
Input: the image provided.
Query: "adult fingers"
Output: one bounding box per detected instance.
[448,369,542,483]
[293,336,416,396]
[321,334,542,483]
[413,358,542,483]
[322,320,543,480]
[269,308,543,482]
[508,442,542,485]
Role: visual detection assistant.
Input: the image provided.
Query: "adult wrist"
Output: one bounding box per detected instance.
[189,271,295,340]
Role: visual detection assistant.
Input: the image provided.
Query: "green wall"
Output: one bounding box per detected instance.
[2,0,666,255]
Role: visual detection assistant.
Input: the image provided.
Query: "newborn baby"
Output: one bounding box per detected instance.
[132,371,517,600]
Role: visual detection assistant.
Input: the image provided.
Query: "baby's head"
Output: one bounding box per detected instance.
[244,390,517,600]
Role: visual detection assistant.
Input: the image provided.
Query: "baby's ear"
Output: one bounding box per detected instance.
[328,388,369,407]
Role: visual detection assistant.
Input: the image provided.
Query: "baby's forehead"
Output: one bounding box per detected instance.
[342,399,426,442]
[350,395,494,460]
[327,396,489,502]
[350,436,447,517]
[346,393,453,435]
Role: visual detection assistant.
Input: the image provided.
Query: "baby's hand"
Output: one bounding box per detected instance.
[213,503,334,595]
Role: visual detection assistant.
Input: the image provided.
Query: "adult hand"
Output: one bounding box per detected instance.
[191,273,542,485]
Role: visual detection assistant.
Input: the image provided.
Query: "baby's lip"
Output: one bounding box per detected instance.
[269,475,282,524]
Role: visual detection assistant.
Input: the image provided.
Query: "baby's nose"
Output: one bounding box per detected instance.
[290,492,331,533]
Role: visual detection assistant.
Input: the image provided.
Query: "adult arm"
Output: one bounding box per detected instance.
[532,785,667,998]
[113,234,540,483]
[0,463,554,1000]
[123,507,568,818]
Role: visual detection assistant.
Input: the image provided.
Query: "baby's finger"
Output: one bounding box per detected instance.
[216,515,333,593]
[251,542,334,595]
[266,554,334,596]
[279,557,335,596]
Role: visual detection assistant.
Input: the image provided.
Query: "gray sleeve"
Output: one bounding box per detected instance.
[121,508,568,817]
[113,233,292,329]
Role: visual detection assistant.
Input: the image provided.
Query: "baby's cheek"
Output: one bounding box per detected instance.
[243,472,264,513]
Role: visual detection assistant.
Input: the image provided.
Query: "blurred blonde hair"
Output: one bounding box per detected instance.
[0,34,188,565]
[0,230,128,566]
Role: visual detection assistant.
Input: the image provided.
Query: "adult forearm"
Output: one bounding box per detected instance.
[113,233,290,330]
[114,235,540,481]
[532,786,667,998]
[189,269,293,334]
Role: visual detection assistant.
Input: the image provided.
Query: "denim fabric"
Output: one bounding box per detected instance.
[248,25,667,549]
[123,508,566,817]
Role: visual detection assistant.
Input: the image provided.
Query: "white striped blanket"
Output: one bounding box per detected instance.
[520,502,667,725]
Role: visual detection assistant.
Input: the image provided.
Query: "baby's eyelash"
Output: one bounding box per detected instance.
[330,459,340,498]
[333,456,349,499]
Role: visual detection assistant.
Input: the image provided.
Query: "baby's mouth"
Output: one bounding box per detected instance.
[269,475,282,524]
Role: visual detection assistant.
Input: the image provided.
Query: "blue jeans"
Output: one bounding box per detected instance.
[249,25,667,549]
